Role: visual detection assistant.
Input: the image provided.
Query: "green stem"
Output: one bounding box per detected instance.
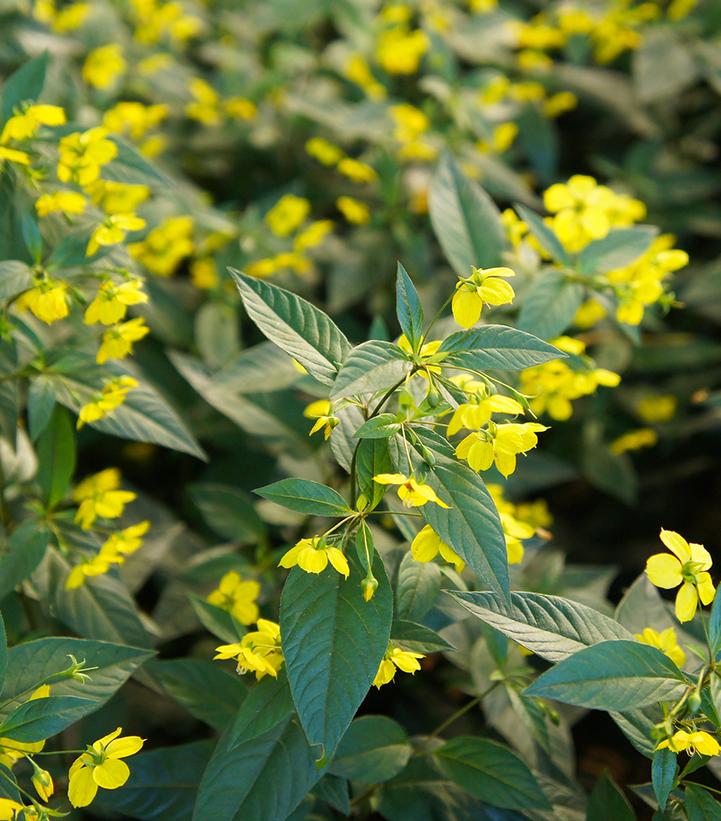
[430,682,499,737]
[423,294,453,340]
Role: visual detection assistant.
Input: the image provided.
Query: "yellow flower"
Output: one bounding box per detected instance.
[373,644,425,688]
[306,137,344,166]
[611,428,658,455]
[279,536,350,577]
[390,104,429,143]
[85,278,148,325]
[636,394,677,424]
[411,524,464,572]
[35,190,86,217]
[0,146,31,165]
[207,571,261,625]
[103,101,168,142]
[265,194,310,237]
[15,279,70,324]
[455,423,548,478]
[452,267,516,328]
[66,522,150,589]
[72,467,137,530]
[293,219,333,252]
[214,619,283,680]
[397,334,442,378]
[0,104,66,143]
[447,395,524,436]
[477,123,518,155]
[657,730,720,756]
[87,179,151,215]
[77,376,139,429]
[57,127,118,187]
[82,44,126,89]
[49,2,90,33]
[344,54,386,100]
[635,627,686,668]
[68,727,144,808]
[128,216,194,276]
[224,96,258,120]
[87,213,146,256]
[573,298,607,329]
[501,512,534,564]
[337,158,378,184]
[336,196,370,225]
[96,317,150,364]
[185,77,221,125]
[31,765,54,801]
[190,258,220,289]
[373,473,450,508]
[376,26,428,75]
[645,529,715,622]
[303,399,338,440]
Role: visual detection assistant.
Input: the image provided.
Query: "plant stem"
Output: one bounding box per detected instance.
[430,682,498,737]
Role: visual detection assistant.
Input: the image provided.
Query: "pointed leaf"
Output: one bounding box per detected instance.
[255,478,351,517]
[438,325,563,371]
[395,262,424,349]
[331,340,411,399]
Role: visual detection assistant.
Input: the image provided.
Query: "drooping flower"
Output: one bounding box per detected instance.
[84,278,148,325]
[68,727,144,808]
[15,279,70,323]
[214,619,283,680]
[303,399,338,440]
[452,267,516,328]
[207,571,261,625]
[455,423,548,478]
[87,212,146,256]
[66,521,150,589]
[373,644,425,688]
[373,473,450,508]
[411,525,464,572]
[657,730,720,757]
[77,376,139,428]
[635,627,686,668]
[96,317,150,364]
[645,530,715,623]
[35,190,87,217]
[447,394,524,436]
[279,536,350,577]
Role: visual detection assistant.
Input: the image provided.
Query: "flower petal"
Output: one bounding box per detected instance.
[106,735,145,759]
[68,765,98,808]
[93,757,130,789]
[675,582,698,623]
[659,529,691,563]
[645,554,683,589]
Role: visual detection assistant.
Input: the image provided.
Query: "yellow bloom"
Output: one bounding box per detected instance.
[373,644,425,688]
[0,104,66,143]
[455,423,548,478]
[279,536,350,578]
[77,376,139,429]
[636,394,677,424]
[303,399,338,440]
[0,146,31,165]
[51,2,89,33]
[477,123,518,155]
[15,279,70,324]
[306,137,344,166]
[96,317,150,364]
[501,512,534,564]
[82,44,126,89]
[31,766,54,801]
[87,179,151,215]
[66,522,150,589]
[411,524,464,572]
[397,334,442,378]
[103,101,168,141]
[611,428,658,455]
[128,216,193,276]
[190,258,220,289]
[264,194,310,237]
[207,571,261,625]
[185,77,221,125]
[337,158,378,184]
[57,127,118,187]
[452,267,516,328]
[337,196,370,225]
[87,213,146,256]
[344,54,386,100]
[635,627,686,668]
[390,103,429,143]
[376,26,428,75]
[68,727,144,808]
[72,467,136,530]
[214,619,283,680]
[35,190,86,217]
[645,529,715,623]
[447,395,524,436]
[294,219,333,252]
[85,277,148,325]
[373,473,450,508]
[658,730,720,756]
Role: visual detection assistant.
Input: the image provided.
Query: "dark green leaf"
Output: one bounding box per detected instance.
[255,478,351,517]
[0,617,6,698]
[280,552,393,758]
[518,272,584,339]
[685,784,721,821]
[438,325,563,371]
[435,736,551,811]
[525,640,687,710]
[355,438,393,510]
[578,227,657,275]
[652,749,677,811]
[330,716,411,783]
[587,771,635,821]
[354,414,403,439]
[429,153,505,272]
[36,405,75,508]
[189,594,246,644]
[227,672,295,748]
[391,619,455,654]
[331,340,411,399]
[395,262,424,349]
[709,586,721,661]
[0,695,94,742]
[0,520,50,603]
[27,376,56,441]
[449,590,632,662]
[1,52,48,121]
[188,483,266,543]
[231,270,350,387]
[395,552,441,622]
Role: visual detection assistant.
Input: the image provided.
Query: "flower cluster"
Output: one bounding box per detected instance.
[214,619,284,680]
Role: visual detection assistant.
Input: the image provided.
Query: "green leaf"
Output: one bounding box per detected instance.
[395,552,441,622]
[231,269,351,387]
[355,438,393,510]
[685,784,721,821]
[435,736,551,811]
[227,672,295,748]
[449,590,632,662]
[280,552,393,758]
[195,721,320,821]
[150,659,246,731]
[0,520,50,603]
[515,204,570,265]
[27,376,56,441]
[0,695,94,742]
[0,616,6,698]
[1,52,48,121]
[518,272,584,339]
[189,595,246,644]
[36,405,75,509]
[354,414,402,439]
[0,637,153,722]
[525,640,687,710]
[652,749,677,811]
[429,153,506,272]
[255,478,351,517]
[331,340,411,399]
[438,325,563,371]
[391,619,455,654]
[330,716,411,783]
[407,429,508,597]
[188,483,266,543]
[395,262,424,349]
[578,227,657,275]
[0,261,32,300]
[709,586,721,661]
[97,743,213,821]
[587,771,635,821]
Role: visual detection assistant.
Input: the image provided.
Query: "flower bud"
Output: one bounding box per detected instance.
[32,766,54,801]
[361,576,378,602]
